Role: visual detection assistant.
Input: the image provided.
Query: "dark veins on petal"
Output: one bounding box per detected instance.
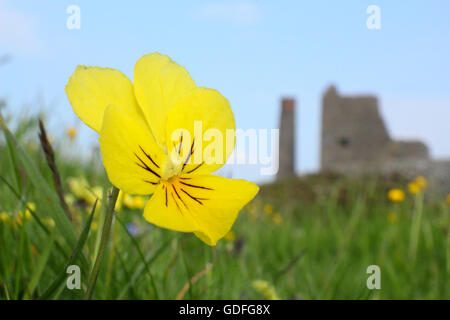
[134,145,160,184]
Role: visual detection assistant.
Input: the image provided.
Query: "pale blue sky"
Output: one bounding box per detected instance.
[1,0,449,182]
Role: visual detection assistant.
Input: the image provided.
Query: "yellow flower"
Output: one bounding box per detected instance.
[68,177,103,206]
[223,231,236,241]
[272,213,282,225]
[122,193,146,209]
[252,280,280,300]
[415,176,427,190]
[65,194,75,206]
[0,212,10,223]
[66,126,77,140]
[408,182,421,195]
[66,52,259,246]
[447,194,450,205]
[43,217,55,228]
[263,204,274,215]
[18,202,35,220]
[387,212,398,224]
[388,189,405,203]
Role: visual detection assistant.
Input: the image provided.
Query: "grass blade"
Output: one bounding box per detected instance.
[39,200,98,300]
[0,119,77,247]
[26,231,56,298]
[117,216,159,299]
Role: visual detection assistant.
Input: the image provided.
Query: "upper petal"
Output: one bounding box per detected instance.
[133,52,196,149]
[165,87,236,176]
[65,66,143,132]
[143,175,259,246]
[99,104,166,195]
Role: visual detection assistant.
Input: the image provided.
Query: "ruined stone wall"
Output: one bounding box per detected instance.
[321,86,391,170]
[321,85,429,172]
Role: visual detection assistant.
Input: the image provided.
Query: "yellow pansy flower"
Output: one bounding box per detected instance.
[65,52,259,245]
[387,189,405,203]
[408,182,421,195]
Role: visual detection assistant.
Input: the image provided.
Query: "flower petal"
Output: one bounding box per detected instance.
[66,66,143,132]
[143,175,259,246]
[99,104,166,195]
[133,52,196,149]
[142,183,198,232]
[165,87,235,176]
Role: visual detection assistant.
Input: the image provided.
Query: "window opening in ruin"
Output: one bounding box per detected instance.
[338,137,350,147]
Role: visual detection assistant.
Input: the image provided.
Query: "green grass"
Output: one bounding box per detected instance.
[0,115,449,300]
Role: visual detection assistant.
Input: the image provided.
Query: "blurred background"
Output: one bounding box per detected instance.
[2,0,449,183]
[1,1,450,300]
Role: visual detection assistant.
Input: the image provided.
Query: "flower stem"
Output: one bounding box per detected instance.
[409,192,424,264]
[84,186,120,300]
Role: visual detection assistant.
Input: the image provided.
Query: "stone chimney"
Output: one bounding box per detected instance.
[277,98,296,178]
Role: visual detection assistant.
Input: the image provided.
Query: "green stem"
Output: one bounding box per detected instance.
[409,192,424,264]
[84,187,120,299]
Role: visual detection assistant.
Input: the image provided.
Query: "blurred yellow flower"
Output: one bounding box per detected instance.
[247,202,257,213]
[68,177,88,198]
[43,217,55,228]
[387,212,398,224]
[415,176,427,190]
[0,212,10,222]
[272,213,282,225]
[65,193,75,206]
[252,280,280,300]
[122,193,146,209]
[224,231,236,241]
[66,126,78,140]
[263,204,274,215]
[388,189,405,203]
[246,202,258,220]
[92,186,104,203]
[408,182,421,195]
[68,177,103,206]
[447,194,450,205]
[19,202,35,220]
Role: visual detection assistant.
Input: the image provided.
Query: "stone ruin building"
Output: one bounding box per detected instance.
[276,86,449,193]
[320,85,450,193]
[277,98,296,178]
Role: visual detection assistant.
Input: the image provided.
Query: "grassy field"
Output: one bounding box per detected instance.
[1,115,449,300]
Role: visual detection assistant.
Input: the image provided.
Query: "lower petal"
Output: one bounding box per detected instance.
[143,174,259,245]
[143,183,198,232]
